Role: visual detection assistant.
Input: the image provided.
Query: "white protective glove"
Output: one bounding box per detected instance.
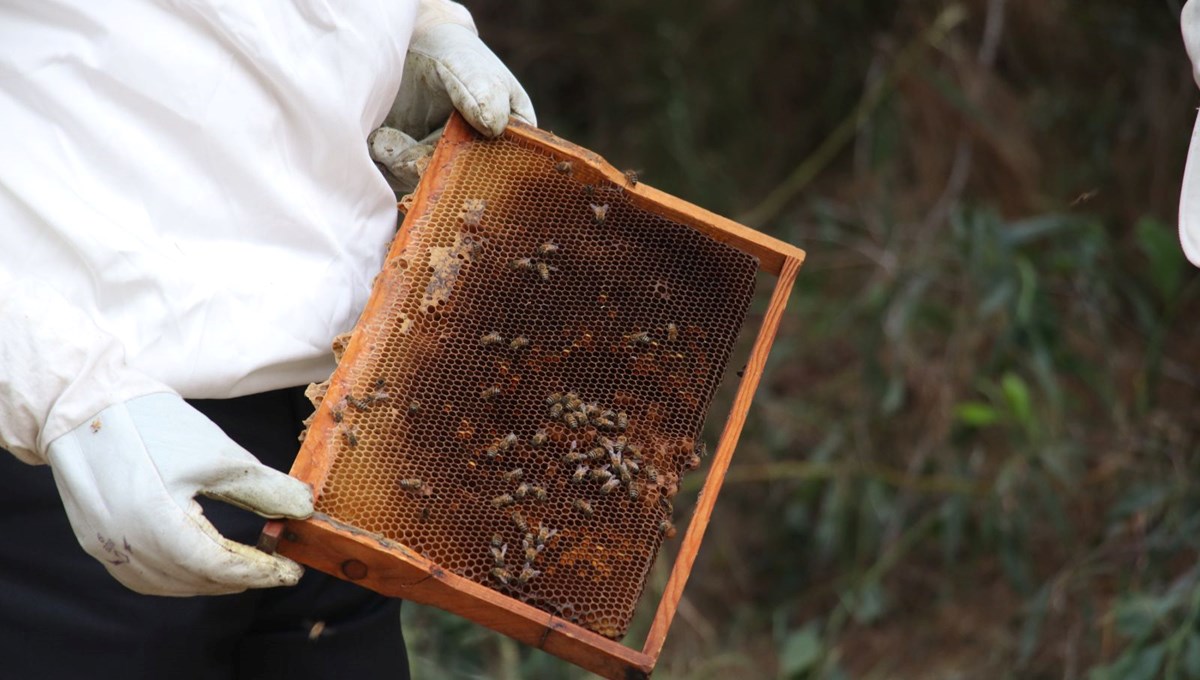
[45,393,314,596]
[370,1,536,193]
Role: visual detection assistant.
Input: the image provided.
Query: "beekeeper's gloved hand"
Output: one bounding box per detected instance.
[369,1,536,193]
[45,394,314,596]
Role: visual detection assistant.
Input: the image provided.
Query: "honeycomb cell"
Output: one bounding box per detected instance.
[311,133,757,640]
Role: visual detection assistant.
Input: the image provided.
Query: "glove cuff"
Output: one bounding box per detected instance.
[413,0,478,38]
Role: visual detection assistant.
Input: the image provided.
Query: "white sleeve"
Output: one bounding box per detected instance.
[1183,1,1200,267]
[414,0,478,35]
[0,274,173,464]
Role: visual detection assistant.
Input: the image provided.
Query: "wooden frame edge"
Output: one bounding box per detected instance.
[272,514,655,680]
[641,255,803,658]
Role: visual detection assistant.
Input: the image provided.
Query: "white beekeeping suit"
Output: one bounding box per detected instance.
[0,0,533,596]
[1182,0,1200,266]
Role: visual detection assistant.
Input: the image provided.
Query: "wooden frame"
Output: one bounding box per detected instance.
[260,113,805,679]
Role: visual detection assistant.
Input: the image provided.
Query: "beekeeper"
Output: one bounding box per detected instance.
[0,1,533,676]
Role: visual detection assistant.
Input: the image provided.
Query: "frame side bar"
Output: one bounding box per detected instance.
[641,256,802,659]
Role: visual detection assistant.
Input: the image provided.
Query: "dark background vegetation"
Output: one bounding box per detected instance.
[402,1,1200,677]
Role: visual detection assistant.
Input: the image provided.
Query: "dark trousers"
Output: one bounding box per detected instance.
[0,387,409,679]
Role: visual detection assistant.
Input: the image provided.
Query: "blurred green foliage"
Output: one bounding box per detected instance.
[403,1,1200,677]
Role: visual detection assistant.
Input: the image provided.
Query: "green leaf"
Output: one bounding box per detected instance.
[955,401,1000,427]
[1001,372,1033,433]
[1015,256,1038,325]
[1136,216,1185,301]
[848,579,887,625]
[1184,633,1200,678]
[1114,595,1169,641]
[780,625,823,678]
[1125,642,1167,680]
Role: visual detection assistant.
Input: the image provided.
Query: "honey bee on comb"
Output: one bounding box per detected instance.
[589,203,608,224]
[554,160,573,175]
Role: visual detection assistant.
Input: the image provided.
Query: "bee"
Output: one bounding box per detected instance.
[480,331,504,346]
[537,526,557,546]
[591,468,614,483]
[480,386,501,401]
[609,451,624,468]
[510,257,534,271]
[563,412,581,430]
[624,331,651,346]
[583,184,596,197]
[588,446,607,461]
[564,394,583,410]
[685,453,702,469]
[573,499,594,517]
[600,478,621,495]
[571,465,589,483]
[564,451,588,464]
[462,198,486,226]
[491,533,505,548]
[513,483,530,500]
[696,441,708,458]
[536,261,554,281]
[511,510,529,532]
[590,203,609,224]
[617,464,632,484]
[399,478,423,490]
[530,486,548,502]
[515,564,541,585]
[546,392,564,405]
[564,391,579,402]
[331,405,345,423]
[347,394,372,411]
[593,417,615,430]
[615,412,629,430]
[485,443,501,458]
[509,336,529,350]
[407,400,421,415]
[645,465,658,483]
[370,382,390,404]
[629,484,640,500]
[666,323,679,342]
[548,402,564,418]
[537,242,560,256]
[339,423,359,448]
[503,468,524,482]
[626,459,640,475]
[659,519,677,538]
[521,533,534,551]
[492,494,515,508]
[623,169,639,186]
[491,544,507,566]
[524,545,540,563]
[501,433,518,450]
[597,435,614,450]
[490,567,512,585]
[555,160,573,175]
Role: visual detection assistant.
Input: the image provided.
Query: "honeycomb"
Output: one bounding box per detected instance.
[312,131,758,640]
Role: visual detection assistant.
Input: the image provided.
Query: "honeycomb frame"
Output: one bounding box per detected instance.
[262,113,805,680]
